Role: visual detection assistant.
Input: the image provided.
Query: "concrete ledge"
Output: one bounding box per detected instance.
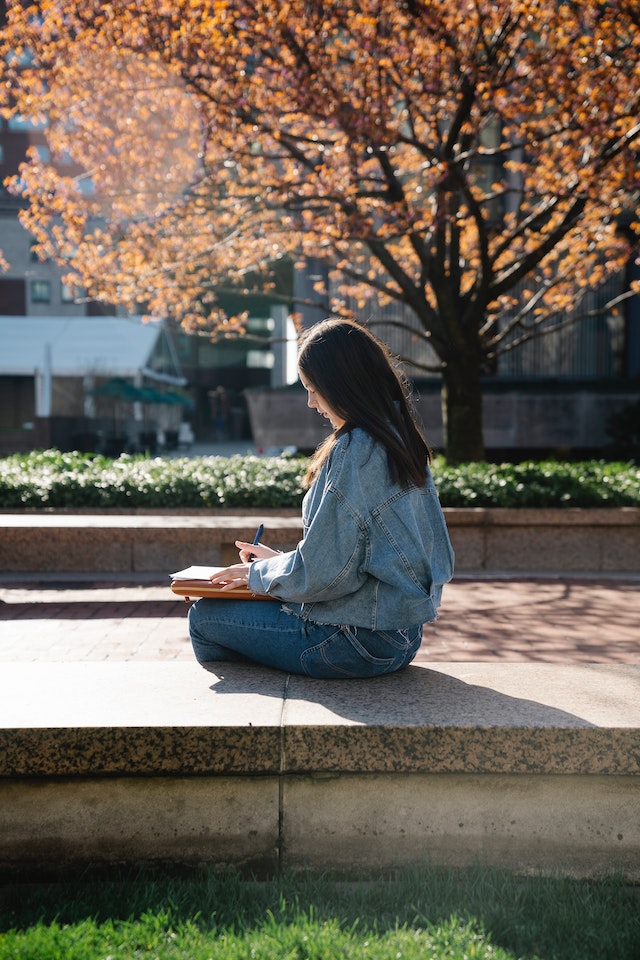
[0,508,639,572]
[450,508,640,572]
[1,661,639,878]
[0,514,302,573]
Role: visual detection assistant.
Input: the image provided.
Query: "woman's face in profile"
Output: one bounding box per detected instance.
[299,373,345,430]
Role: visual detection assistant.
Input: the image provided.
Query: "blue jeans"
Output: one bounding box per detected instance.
[188,598,422,679]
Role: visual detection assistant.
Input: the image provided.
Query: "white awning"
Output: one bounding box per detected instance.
[0,315,178,379]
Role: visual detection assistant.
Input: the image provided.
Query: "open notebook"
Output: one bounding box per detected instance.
[170,565,275,600]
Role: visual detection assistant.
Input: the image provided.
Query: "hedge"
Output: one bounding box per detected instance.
[0,449,638,510]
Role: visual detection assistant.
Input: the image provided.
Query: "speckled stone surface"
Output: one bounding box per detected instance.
[1,510,638,572]
[283,663,640,775]
[0,661,285,776]
[476,508,640,572]
[1,662,638,778]
[2,660,640,879]
[0,660,287,727]
[0,515,303,573]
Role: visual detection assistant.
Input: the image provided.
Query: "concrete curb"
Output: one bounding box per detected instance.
[1,509,638,573]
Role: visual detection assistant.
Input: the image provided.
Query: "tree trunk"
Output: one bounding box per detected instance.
[441,355,485,463]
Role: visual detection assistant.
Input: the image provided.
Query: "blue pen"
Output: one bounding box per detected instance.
[248,523,264,561]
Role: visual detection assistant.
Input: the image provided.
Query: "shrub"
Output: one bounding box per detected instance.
[432,458,640,508]
[0,451,307,509]
[0,449,638,509]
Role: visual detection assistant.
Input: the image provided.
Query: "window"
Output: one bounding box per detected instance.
[33,144,50,162]
[61,282,78,303]
[0,279,26,314]
[75,175,95,195]
[8,115,47,132]
[30,279,51,303]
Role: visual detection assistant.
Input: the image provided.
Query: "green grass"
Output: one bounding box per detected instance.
[1,866,638,959]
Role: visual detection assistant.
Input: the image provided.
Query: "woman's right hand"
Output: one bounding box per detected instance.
[235,540,281,563]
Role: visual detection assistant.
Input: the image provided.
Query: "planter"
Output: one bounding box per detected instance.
[444,507,640,573]
[0,508,638,574]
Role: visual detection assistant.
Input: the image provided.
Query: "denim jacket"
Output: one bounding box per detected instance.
[248,427,455,630]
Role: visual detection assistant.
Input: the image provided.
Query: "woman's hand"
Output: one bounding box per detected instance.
[209,562,252,590]
[208,542,282,590]
[235,540,281,563]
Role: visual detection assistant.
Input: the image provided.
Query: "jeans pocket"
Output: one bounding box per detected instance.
[301,626,410,679]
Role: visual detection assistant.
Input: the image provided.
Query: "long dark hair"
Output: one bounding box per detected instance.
[298,318,431,488]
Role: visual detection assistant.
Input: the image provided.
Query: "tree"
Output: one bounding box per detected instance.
[1,0,639,461]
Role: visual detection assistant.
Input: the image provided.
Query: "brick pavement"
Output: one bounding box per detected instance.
[1,572,638,663]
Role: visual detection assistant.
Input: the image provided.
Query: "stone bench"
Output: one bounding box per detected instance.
[0,508,639,573]
[1,660,638,880]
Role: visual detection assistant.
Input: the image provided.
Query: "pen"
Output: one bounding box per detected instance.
[248,523,264,561]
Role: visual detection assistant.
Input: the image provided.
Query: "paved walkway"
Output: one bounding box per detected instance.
[1,572,638,663]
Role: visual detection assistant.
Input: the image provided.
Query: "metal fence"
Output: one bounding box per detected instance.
[495,272,627,379]
[335,270,629,381]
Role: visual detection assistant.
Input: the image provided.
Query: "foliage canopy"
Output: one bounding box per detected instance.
[1,1,639,460]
